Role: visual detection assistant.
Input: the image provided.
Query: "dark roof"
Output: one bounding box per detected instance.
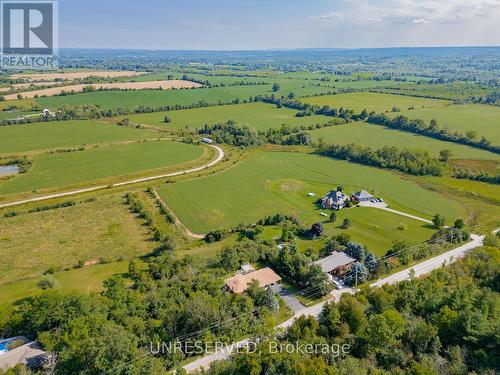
[326,190,347,203]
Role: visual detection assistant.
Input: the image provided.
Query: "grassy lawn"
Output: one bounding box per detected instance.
[0,110,36,121]
[0,194,153,285]
[393,104,500,145]
[259,210,433,257]
[301,92,450,113]
[158,151,463,235]
[0,120,161,155]
[309,122,500,160]
[0,261,130,306]
[422,176,500,205]
[0,140,204,195]
[177,234,240,260]
[128,102,330,132]
[319,207,435,256]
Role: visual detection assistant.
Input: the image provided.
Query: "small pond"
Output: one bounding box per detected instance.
[0,165,19,176]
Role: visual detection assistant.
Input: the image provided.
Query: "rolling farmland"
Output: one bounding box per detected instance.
[158,151,464,234]
[310,122,500,161]
[128,102,330,131]
[0,194,152,284]
[0,120,160,154]
[7,80,202,100]
[0,140,203,195]
[301,92,450,113]
[393,104,500,145]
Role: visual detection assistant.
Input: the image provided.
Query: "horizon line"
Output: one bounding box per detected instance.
[58,45,500,52]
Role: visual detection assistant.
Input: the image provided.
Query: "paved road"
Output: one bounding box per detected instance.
[359,201,433,224]
[279,291,305,313]
[0,145,224,209]
[183,233,487,373]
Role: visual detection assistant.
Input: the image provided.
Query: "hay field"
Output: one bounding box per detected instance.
[10,70,147,81]
[301,92,450,113]
[6,80,203,100]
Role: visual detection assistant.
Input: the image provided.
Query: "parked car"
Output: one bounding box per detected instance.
[332,277,344,289]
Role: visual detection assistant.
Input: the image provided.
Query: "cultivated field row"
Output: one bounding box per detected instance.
[6,80,203,100]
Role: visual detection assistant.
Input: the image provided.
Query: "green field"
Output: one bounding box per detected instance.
[128,102,330,131]
[301,92,450,113]
[0,120,160,154]
[0,140,204,195]
[0,261,130,306]
[35,80,341,110]
[393,104,500,145]
[0,194,152,284]
[310,122,500,161]
[0,110,36,120]
[158,152,464,234]
[34,85,278,110]
[34,86,268,110]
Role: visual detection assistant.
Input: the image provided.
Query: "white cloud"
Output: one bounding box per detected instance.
[313,0,500,25]
[313,11,344,20]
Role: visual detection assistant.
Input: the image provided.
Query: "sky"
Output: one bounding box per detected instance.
[59,0,500,49]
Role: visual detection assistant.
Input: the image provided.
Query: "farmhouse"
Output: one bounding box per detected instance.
[224,267,282,294]
[314,251,356,276]
[352,190,373,202]
[321,190,349,210]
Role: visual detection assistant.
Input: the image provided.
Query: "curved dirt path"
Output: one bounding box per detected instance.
[151,189,205,239]
[0,145,224,209]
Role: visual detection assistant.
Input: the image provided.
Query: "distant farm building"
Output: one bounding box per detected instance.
[314,251,356,276]
[352,190,373,203]
[224,267,282,294]
[321,190,349,210]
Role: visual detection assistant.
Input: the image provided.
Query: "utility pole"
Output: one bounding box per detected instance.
[355,264,358,288]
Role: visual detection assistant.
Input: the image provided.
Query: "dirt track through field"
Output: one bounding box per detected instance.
[6,80,203,100]
[0,145,224,209]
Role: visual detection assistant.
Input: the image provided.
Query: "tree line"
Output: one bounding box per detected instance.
[317,142,444,176]
[453,168,500,185]
[197,121,313,147]
[254,94,368,122]
[367,113,499,154]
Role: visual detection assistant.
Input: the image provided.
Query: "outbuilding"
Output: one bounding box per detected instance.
[314,251,356,276]
[352,190,373,202]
